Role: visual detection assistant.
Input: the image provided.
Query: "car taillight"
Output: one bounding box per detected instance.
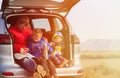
[2,72,14,76]
[71,34,80,44]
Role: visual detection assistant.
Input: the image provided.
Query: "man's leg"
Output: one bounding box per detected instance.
[22,58,37,73]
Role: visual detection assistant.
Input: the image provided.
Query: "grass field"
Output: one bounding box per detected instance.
[78,51,120,78]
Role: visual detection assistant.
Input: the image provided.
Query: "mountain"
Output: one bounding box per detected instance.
[80,39,120,51]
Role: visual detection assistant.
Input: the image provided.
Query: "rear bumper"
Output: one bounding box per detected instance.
[56,73,82,77]
[55,67,82,77]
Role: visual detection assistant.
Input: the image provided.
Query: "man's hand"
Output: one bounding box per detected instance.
[20,48,29,54]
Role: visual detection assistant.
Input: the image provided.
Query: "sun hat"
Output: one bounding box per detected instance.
[52,32,63,40]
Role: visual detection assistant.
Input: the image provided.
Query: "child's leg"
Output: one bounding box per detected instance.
[47,59,56,75]
[33,57,49,73]
[50,55,61,65]
[56,54,67,62]
[32,57,48,77]
[56,55,69,67]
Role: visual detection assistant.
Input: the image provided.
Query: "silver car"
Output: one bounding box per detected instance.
[0,0,82,78]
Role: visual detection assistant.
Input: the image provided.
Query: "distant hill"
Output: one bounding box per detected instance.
[80,39,120,51]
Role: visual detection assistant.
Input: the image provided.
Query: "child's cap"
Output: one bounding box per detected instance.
[52,32,63,40]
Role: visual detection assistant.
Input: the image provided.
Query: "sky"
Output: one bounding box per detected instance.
[0,0,120,42]
[67,0,120,42]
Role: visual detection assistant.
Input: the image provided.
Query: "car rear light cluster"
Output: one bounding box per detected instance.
[2,72,14,76]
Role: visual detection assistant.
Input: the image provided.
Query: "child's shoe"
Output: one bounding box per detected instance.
[36,65,47,77]
[51,75,58,78]
[33,72,42,78]
[66,59,75,67]
[44,73,51,78]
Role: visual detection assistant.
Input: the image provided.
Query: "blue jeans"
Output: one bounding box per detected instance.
[23,58,37,73]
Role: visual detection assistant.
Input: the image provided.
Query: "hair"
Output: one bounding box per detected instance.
[33,28,43,36]
[16,16,29,25]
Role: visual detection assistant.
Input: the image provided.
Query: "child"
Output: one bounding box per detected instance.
[27,28,57,78]
[27,28,53,58]
[50,32,75,68]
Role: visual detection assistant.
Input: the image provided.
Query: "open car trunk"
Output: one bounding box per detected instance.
[1,0,80,17]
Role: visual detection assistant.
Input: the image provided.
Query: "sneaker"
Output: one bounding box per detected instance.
[33,72,42,78]
[51,75,55,78]
[36,65,47,77]
[51,75,58,78]
[67,59,75,67]
[44,73,51,78]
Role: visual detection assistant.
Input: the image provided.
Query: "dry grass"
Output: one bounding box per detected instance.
[78,51,120,78]
[81,51,120,59]
[79,64,120,78]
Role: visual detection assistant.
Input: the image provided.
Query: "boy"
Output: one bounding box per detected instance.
[27,28,57,78]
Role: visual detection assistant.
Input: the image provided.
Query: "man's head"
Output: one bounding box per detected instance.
[16,16,29,31]
[32,28,43,42]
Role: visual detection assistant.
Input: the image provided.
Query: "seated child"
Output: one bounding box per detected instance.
[27,28,57,78]
[27,28,53,58]
[50,32,75,68]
